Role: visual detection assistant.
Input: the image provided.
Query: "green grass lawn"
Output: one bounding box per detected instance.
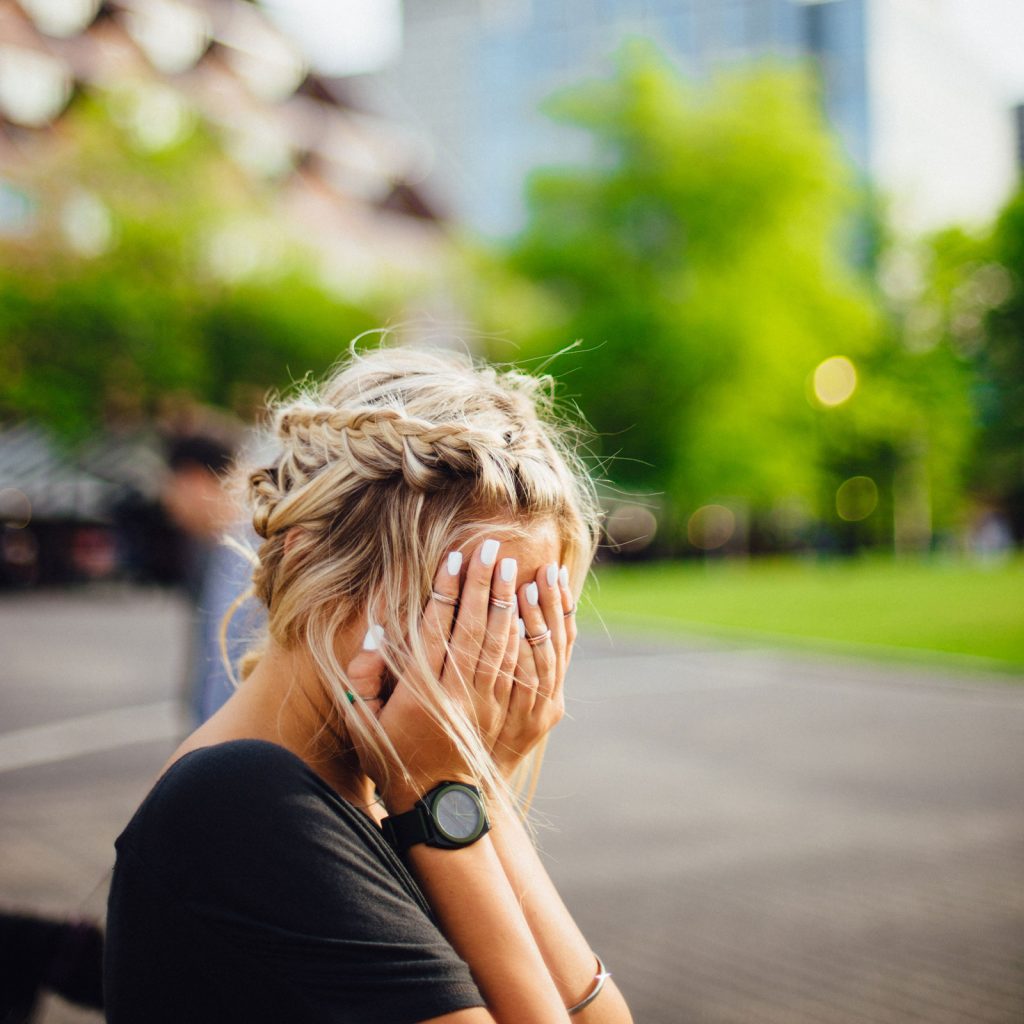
[582,555,1024,673]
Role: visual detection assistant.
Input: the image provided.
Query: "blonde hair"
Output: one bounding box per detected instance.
[239,343,601,800]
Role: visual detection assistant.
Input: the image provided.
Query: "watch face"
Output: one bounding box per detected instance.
[433,785,485,843]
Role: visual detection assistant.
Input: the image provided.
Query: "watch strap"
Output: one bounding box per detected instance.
[381,803,433,854]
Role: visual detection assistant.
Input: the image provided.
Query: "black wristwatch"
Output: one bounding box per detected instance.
[381,782,490,854]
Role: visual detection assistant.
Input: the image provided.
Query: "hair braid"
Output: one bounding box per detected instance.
[251,404,532,541]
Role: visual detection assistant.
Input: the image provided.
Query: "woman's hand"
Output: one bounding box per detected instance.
[345,537,521,811]
[492,562,577,778]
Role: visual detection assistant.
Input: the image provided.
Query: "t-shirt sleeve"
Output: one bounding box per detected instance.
[118,741,483,1024]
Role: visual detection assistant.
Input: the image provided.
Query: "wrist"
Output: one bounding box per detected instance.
[382,780,491,855]
[382,773,480,815]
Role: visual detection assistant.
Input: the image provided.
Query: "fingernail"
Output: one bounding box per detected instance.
[526,582,539,606]
[546,563,558,587]
[481,538,500,565]
[559,564,569,588]
[518,617,526,638]
[447,550,463,576]
[362,623,384,650]
[501,557,517,582]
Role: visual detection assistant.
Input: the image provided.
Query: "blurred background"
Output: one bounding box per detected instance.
[0,1,1022,1022]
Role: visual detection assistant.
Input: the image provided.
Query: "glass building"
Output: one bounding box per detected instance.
[360,0,1019,238]
[364,0,869,236]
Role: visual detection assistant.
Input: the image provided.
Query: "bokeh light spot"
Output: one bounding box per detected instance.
[61,191,114,256]
[110,85,194,152]
[0,45,73,127]
[19,0,100,38]
[605,503,658,554]
[124,2,211,76]
[0,487,32,529]
[813,356,857,407]
[687,504,735,551]
[836,477,878,522]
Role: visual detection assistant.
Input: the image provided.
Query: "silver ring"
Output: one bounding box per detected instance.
[564,606,575,618]
[431,590,459,607]
[489,597,516,610]
[346,690,383,704]
[526,627,552,647]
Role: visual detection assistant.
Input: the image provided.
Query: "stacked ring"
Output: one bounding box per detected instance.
[430,590,459,607]
[489,597,516,610]
[526,627,552,647]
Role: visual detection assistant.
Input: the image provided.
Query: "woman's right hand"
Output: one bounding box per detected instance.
[345,537,521,812]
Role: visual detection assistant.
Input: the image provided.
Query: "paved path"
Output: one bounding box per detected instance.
[1,588,1022,1023]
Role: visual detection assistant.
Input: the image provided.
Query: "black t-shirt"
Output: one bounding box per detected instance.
[104,739,484,1023]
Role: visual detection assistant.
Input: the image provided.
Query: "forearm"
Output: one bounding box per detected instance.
[405,835,569,1023]
[487,796,633,1024]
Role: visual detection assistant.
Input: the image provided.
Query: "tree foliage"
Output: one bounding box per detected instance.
[0,93,387,438]
[472,44,999,551]
[476,45,879,543]
[973,188,1024,538]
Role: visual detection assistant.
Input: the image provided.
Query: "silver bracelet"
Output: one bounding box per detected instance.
[567,953,611,1016]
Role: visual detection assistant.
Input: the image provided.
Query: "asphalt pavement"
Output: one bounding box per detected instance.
[1,587,1022,1023]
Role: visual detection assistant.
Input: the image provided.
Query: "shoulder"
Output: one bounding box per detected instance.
[118,740,373,892]
[155,738,317,800]
[108,741,484,1020]
[141,739,324,827]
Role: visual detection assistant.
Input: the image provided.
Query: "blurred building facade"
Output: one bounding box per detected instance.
[0,0,458,586]
[353,0,1023,238]
[0,0,443,287]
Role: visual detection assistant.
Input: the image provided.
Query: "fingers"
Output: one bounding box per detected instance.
[557,563,578,668]
[422,549,464,678]
[511,614,539,714]
[517,568,557,701]
[443,538,501,694]
[512,560,573,715]
[473,553,519,694]
[345,648,387,704]
[536,561,568,686]
[495,611,519,707]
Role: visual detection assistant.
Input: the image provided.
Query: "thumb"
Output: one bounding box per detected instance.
[344,626,393,789]
[345,623,387,706]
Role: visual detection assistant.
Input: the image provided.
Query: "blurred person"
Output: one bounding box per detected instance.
[163,435,264,723]
[105,345,633,1023]
[0,527,39,587]
[0,442,261,1024]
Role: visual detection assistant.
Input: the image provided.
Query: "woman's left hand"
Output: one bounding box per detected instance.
[492,562,576,779]
[344,539,520,807]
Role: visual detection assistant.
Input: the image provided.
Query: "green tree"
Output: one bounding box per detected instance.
[848,223,987,552]
[866,188,1024,551]
[476,45,881,546]
[977,187,1024,540]
[0,92,386,438]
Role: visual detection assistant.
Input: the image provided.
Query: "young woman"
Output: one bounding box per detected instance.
[104,345,634,1023]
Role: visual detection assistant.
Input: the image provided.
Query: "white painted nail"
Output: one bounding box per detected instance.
[559,564,569,588]
[526,582,539,606]
[447,550,463,576]
[501,557,517,583]
[481,538,500,566]
[518,617,526,638]
[362,622,385,651]
[546,563,558,587]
